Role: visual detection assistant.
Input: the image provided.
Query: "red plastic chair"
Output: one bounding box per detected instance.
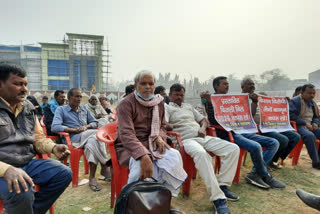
[167,127,222,198]
[289,121,320,166]
[96,121,129,208]
[110,109,117,122]
[0,153,55,214]
[57,132,89,187]
[210,125,247,184]
[40,116,59,142]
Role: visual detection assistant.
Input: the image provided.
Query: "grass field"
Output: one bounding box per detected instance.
[53,147,320,214]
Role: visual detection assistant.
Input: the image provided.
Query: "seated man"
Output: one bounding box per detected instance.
[26,95,43,121]
[99,96,112,115]
[242,78,301,168]
[52,88,111,192]
[119,84,134,103]
[155,85,170,104]
[166,83,239,214]
[0,62,72,214]
[85,95,109,126]
[115,71,187,214]
[202,76,285,189]
[290,84,320,169]
[40,95,48,108]
[43,90,65,136]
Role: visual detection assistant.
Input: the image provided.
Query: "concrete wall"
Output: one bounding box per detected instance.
[0,46,42,90]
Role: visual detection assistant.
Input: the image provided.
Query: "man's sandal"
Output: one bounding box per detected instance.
[98,176,111,182]
[170,208,186,214]
[89,183,102,192]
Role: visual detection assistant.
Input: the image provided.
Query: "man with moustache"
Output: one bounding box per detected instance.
[241,78,300,169]
[202,76,285,189]
[115,71,187,214]
[166,83,240,214]
[52,88,111,191]
[0,62,72,214]
[290,84,320,169]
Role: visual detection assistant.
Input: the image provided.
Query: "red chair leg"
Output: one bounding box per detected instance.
[182,175,192,197]
[292,140,304,166]
[233,148,245,184]
[49,205,54,214]
[70,152,82,187]
[0,200,3,214]
[111,167,128,208]
[182,157,194,197]
[110,174,116,208]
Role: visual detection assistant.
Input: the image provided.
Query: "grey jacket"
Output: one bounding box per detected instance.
[0,99,36,167]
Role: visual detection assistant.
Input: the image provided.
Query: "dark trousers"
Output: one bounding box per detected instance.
[263,131,301,162]
[0,159,72,214]
[297,126,320,164]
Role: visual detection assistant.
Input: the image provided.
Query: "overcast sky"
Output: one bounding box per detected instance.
[1,0,320,83]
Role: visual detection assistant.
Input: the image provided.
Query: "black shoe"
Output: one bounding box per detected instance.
[213,199,231,214]
[262,174,286,189]
[312,162,320,170]
[296,189,320,211]
[220,185,240,201]
[245,172,270,189]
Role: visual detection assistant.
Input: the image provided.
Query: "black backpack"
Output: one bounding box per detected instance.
[114,178,172,214]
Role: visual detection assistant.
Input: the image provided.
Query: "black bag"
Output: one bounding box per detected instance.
[114,178,172,214]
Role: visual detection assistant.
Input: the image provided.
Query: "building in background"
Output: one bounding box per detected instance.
[0,33,111,92]
[0,45,42,90]
[309,70,320,89]
[40,33,110,91]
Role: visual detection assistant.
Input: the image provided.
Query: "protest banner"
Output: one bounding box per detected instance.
[258,96,294,133]
[211,94,258,134]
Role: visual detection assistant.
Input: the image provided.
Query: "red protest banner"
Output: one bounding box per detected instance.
[258,96,294,133]
[211,94,258,134]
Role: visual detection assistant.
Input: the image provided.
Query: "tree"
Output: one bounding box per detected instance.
[259,69,290,91]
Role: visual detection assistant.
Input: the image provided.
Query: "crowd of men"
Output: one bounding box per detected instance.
[0,61,320,214]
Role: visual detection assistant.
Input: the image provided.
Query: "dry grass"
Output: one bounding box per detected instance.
[53,147,320,214]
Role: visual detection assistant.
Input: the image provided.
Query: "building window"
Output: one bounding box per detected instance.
[88,61,95,89]
[48,60,70,76]
[48,80,70,90]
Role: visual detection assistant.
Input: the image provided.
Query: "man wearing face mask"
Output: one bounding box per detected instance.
[115,70,187,214]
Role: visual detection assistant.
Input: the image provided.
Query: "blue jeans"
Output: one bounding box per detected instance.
[233,133,279,177]
[297,126,320,164]
[0,159,72,214]
[263,131,301,162]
